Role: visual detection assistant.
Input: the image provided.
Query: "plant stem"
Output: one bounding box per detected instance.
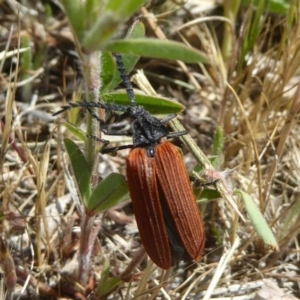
[78,51,102,286]
[82,51,102,173]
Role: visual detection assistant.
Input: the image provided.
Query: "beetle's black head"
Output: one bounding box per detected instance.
[125,106,169,157]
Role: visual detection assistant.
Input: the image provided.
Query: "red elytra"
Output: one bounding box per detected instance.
[126,141,205,270]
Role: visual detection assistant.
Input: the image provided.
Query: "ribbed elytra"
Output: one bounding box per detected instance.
[126,141,205,269]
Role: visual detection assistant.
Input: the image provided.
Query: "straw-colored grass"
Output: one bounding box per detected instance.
[0,0,299,299]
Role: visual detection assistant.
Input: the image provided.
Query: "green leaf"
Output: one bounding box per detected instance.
[87,173,129,213]
[126,20,146,39]
[197,189,221,202]
[192,132,224,173]
[211,127,224,168]
[101,21,145,93]
[235,190,279,251]
[64,139,91,204]
[104,0,147,18]
[212,127,224,157]
[97,277,122,297]
[103,53,140,93]
[61,0,86,41]
[102,91,184,115]
[101,52,116,90]
[105,38,208,63]
[100,258,110,280]
[64,121,87,141]
[96,258,123,297]
[241,0,289,14]
[21,35,33,101]
[82,2,147,52]
[82,12,120,51]
[238,0,267,68]
[85,0,101,19]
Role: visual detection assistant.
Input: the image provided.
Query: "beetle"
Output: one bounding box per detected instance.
[54,53,206,269]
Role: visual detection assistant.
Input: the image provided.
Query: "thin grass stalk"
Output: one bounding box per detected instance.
[222,0,240,61]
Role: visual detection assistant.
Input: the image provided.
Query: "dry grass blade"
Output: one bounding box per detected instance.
[264,80,300,208]
[203,236,240,300]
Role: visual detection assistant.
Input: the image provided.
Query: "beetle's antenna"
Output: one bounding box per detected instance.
[113,53,136,107]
